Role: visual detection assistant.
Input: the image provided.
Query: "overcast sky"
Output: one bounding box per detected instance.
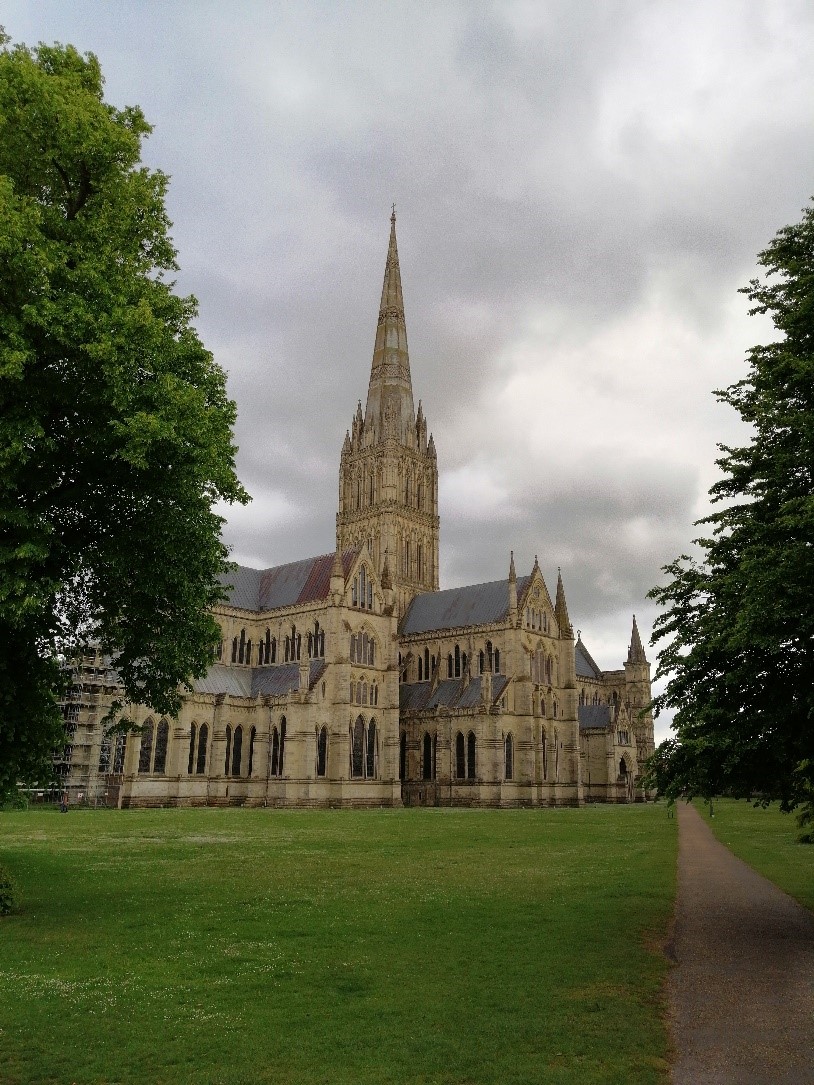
[7,2,814,742]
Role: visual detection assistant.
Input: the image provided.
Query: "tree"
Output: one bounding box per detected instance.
[648,197,814,834]
[0,36,248,796]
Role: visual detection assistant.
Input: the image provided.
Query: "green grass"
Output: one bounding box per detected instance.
[0,806,676,1085]
[697,798,814,912]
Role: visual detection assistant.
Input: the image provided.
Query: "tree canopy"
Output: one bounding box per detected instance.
[0,36,248,795]
[648,198,814,828]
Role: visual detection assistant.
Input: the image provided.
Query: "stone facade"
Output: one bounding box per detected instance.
[56,213,654,808]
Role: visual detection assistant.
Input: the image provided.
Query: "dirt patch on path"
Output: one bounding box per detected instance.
[669,802,814,1084]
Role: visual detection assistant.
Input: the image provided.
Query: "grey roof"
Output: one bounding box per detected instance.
[399,674,509,713]
[401,577,531,635]
[578,704,612,730]
[193,660,327,698]
[575,638,602,679]
[220,550,359,612]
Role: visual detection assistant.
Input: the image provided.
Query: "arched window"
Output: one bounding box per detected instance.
[454,644,461,678]
[317,726,327,777]
[138,720,154,774]
[619,757,628,778]
[153,719,169,774]
[418,656,423,681]
[399,731,407,781]
[542,729,548,779]
[462,651,468,675]
[351,716,365,778]
[417,543,423,581]
[279,717,286,775]
[447,654,453,678]
[238,628,246,664]
[270,726,280,776]
[479,650,485,674]
[231,726,243,776]
[504,733,514,780]
[98,739,111,773]
[232,637,238,663]
[284,635,291,662]
[224,725,232,775]
[113,733,127,774]
[422,731,433,780]
[188,724,197,775]
[196,724,208,775]
[424,648,430,679]
[367,719,377,779]
[245,639,252,665]
[467,731,476,780]
[455,732,465,779]
[248,727,256,775]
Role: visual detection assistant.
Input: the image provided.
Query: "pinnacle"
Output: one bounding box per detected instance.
[627,614,648,664]
[555,568,572,636]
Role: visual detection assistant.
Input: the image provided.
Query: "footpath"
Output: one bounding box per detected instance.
[669,802,814,1084]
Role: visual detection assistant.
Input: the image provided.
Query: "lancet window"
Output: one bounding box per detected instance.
[153,720,169,775]
[138,720,154,774]
[316,726,327,777]
[350,631,375,666]
[270,718,286,777]
[504,733,514,781]
[248,727,256,775]
[258,629,277,665]
[350,716,378,779]
[195,725,208,774]
[351,565,374,610]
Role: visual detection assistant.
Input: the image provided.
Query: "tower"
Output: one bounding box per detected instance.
[337,212,440,616]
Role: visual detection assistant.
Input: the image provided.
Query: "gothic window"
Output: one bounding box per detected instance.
[196,725,208,774]
[231,726,243,776]
[454,644,461,678]
[455,732,465,779]
[418,656,423,681]
[371,682,378,706]
[279,718,286,774]
[555,731,560,781]
[422,731,433,780]
[619,757,628,778]
[270,726,280,776]
[399,731,407,780]
[232,637,238,663]
[216,640,223,661]
[369,472,375,505]
[356,475,362,509]
[138,720,154,774]
[319,630,325,656]
[367,719,377,779]
[296,633,301,660]
[553,700,558,718]
[245,639,252,665]
[542,729,548,780]
[447,653,453,678]
[417,481,423,509]
[351,716,365,778]
[417,543,423,581]
[462,651,468,675]
[404,540,411,577]
[284,635,291,662]
[153,719,169,775]
[504,733,514,781]
[224,725,232,775]
[248,727,256,775]
[308,632,313,657]
[317,726,327,777]
[467,731,476,780]
[493,646,500,674]
[424,648,430,679]
[98,739,111,773]
[546,656,552,684]
[479,650,484,674]
[405,474,411,505]
[238,628,246,664]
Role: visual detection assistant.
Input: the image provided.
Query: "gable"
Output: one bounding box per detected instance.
[401,576,531,635]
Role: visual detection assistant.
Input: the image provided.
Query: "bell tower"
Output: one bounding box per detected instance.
[337,211,440,616]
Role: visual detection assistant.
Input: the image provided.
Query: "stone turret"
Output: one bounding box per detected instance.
[508,550,517,622]
[623,614,655,771]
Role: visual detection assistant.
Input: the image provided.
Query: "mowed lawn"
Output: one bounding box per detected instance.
[697,798,814,912]
[0,805,676,1085]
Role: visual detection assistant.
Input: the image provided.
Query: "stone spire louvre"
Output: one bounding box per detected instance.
[364,209,416,440]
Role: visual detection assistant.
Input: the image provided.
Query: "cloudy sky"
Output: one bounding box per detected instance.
[7,2,814,740]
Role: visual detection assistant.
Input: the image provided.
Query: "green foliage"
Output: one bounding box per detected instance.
[0,862,17,915]
[0,807,677,1085]
[648,199,814,814]
[0,38,248,793]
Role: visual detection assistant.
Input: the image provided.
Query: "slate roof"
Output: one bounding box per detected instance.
[401,577,531,635]
[575,637,602,679]
[193,660,327,698]
[578,704,612,730]
[399,674,510,713]
[220,549,360,612]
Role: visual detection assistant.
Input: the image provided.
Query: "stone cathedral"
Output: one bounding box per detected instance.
[58,214,654,808]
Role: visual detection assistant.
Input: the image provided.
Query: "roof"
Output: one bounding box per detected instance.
[401,577,531,635]
[399,674,510,713]
[220,549,359,612]
[578,704,612,730]
[193,660,327,698]
[575,638,602,679]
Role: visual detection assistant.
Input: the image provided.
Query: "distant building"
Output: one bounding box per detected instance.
[58,214,654,807]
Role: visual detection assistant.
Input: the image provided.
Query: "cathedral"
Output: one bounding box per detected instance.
[58,214,654,808]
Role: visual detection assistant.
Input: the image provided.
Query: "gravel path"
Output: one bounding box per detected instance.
[669,802,814,1084]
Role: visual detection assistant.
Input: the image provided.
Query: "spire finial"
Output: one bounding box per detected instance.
[391,202,396,223]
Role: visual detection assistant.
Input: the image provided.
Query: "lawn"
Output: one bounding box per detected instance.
[697,798,814,912]
[0,805,676,1085]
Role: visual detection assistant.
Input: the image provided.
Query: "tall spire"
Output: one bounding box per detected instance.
[627,614,648,664]
[364,210,416,440]
[555,568,572,637]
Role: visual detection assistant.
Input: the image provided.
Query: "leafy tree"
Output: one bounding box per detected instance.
[648,198,814,835]
[0,36,248,796]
